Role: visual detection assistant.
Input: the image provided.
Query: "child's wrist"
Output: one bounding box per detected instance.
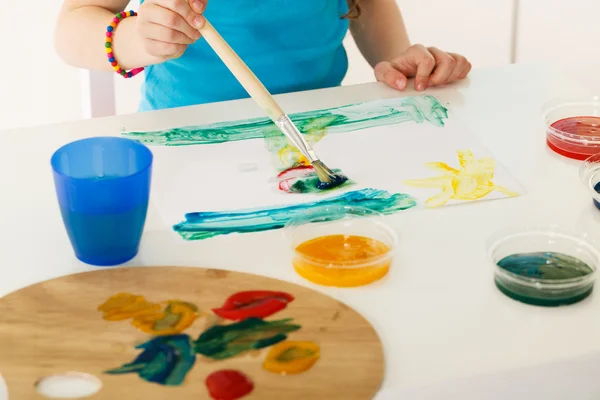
[106,11,149,78]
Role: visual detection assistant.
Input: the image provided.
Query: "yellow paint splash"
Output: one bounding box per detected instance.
[273,130,327,169]
[98,293,202,335]
[404,149,519,207]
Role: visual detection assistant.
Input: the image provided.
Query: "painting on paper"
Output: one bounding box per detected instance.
[121,95,522,239]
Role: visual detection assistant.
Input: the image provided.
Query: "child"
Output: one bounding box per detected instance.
[55,0,471,111]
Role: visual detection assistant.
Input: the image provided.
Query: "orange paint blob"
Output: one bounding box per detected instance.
[293,234,391,287]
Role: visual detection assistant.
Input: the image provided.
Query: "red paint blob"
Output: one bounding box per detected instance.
[212,290,294,321]
[547,116,600,160]
[206,370,254,400]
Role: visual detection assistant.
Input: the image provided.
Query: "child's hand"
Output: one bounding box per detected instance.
[374,44,471,91]
[136,0,207,61]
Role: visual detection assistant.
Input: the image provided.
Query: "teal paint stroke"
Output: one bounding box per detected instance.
[104,334,196,386]
[173,188,417,241]
[194,317,301,360]
[122,96,448,146]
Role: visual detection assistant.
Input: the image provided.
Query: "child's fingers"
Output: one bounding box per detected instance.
[190,0,207,14]
[148,0,203,39]
[374,61,408,90]
[408,45,436,91]
[144,22,196,45]
[448,53,472,80]
[427,47,455,86]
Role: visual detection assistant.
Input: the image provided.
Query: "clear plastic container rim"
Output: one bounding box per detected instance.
[541,95,600,144]
[486,224,600,289]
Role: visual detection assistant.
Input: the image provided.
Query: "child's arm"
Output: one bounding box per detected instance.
[55,0,205,72]
[349,0,471,91]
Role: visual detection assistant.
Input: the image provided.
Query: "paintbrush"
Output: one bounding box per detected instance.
[197,20,347,189]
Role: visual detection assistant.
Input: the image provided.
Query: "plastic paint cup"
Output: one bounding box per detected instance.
[487,225,600,307]
[542,95,600,160]
[579,152,600,210]
[284,205,397,287]
[51,137,153,266]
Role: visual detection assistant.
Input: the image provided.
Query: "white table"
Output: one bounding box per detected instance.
[1,63,598,398]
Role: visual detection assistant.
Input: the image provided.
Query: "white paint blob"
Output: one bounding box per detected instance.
[35,372,102,399]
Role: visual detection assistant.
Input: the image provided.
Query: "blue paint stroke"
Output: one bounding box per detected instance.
[122,96,448,146]
[105,334,196,386]
[173,188,417,240]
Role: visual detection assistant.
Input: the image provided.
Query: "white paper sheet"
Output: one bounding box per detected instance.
[142,97,524,225]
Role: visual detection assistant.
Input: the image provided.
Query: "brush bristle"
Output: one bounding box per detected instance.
[312,160,348,190]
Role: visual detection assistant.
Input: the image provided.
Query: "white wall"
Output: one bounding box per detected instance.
[1,1,599,131]
[0,0,82,132]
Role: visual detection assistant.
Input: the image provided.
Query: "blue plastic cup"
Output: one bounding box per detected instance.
[51,137,153,266]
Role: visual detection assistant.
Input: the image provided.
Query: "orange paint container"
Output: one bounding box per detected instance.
[284,206,397,287]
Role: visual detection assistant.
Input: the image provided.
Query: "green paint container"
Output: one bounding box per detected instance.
[487,226,600,307]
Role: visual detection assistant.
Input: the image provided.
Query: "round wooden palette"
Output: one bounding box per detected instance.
[0,267,384,399]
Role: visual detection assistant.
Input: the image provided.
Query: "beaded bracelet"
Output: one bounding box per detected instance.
[106,10,144,78]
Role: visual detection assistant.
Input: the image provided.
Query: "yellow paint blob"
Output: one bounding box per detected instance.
[98,293,201,335]
[293,235,391,287]
[404,149,519,207]
[98,293,161,321]
[262,341,320,374]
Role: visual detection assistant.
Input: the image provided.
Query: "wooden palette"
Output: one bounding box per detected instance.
[0,267,384,399]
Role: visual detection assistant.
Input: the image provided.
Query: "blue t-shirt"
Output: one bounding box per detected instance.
[138,0,350,111]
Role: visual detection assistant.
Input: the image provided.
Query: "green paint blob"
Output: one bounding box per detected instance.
[122,96,448,146]
[104,334,196,386]
[495,251,595,307]
[194,318,301,360]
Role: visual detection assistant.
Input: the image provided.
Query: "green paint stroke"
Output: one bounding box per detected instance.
[173,188,417,241]
[194,317,301,360]
[105,334,196,386]
[122,96,448,146]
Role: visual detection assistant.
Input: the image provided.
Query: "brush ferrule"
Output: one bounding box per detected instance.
[275,114,318,162]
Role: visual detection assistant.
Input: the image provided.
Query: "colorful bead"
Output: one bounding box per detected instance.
[106,10,144,79]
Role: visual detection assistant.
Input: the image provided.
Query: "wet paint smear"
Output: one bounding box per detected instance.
[212,290,294,321]
[495,252,595,307]
[105,334,196,386]
[293,235,392,287]
[262,341,320,375]
[593,181,600,210]
[98,293,201,335]
[173,188,417,241]
[206,370,254,400]
[194,317,301,360]
[547,116,600,160]
[404,149,520,207]
[277,165,354,194]
[497,252,594,280]
[122,96,448,146]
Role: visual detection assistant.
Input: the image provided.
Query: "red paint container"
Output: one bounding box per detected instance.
[542,96,600,160]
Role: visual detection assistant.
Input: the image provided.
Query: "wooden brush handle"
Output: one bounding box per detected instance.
[198,20,285,122]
